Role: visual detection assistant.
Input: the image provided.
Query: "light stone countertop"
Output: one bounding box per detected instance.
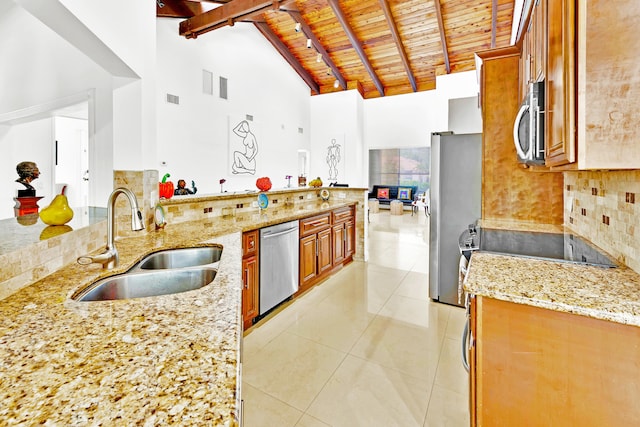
[0,200,357,426]
[464,249,640,327]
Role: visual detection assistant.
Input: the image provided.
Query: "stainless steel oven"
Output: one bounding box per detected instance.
[513,81,545,165]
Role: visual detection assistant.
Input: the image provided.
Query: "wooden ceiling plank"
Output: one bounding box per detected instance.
[378,0,417,92]
[179,0,294,37]
[433,0,451,74]
[327,0,386,97]
[253,21,320,94]
[491,0,497,48]
[287,10,347,90]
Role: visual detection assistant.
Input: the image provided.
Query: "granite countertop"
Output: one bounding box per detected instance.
[0,199,357,425]
[465,221,640,327]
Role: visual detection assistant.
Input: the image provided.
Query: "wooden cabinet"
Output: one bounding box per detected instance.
[331,206,355,267]
[532,0,640,169]
[545,0,576,167]
[242,230,259,330]
[299,206,356,294]
[469,295,640,425]
[531,0,546,82]
[299,213,332,293]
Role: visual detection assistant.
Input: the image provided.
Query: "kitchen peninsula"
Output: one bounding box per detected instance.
[0,186,367,425]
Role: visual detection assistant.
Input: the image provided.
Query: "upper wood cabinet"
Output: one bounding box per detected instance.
[543,0,640,169]
[545,0,576,167]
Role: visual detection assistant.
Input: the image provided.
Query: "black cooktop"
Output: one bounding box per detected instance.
[460,227,617,268]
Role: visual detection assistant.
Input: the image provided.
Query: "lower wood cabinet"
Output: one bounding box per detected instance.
[469,295,640,425]
[242,230,259,330]
[299,206,356,295]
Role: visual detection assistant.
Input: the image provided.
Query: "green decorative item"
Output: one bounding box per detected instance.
[39,185,74,225]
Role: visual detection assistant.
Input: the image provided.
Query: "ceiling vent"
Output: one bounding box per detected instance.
[166,94,179,105]
[219,76,228,100]
[246,114,253,121]
[298,127,304,134]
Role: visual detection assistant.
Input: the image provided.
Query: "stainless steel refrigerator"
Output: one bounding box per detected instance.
[429,132,482,307]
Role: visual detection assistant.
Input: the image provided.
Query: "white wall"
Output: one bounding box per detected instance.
[0,119,54,219]
[364,71,480,150]
[155,19,312,194]
[309,90,365,186]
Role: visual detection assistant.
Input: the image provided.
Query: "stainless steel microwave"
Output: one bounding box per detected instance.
[513,81,545,165]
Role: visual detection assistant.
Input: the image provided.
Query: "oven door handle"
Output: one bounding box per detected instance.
[513,103,530,159]
[462,317,470,372]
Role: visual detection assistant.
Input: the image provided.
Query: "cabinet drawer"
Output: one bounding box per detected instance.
[332,207,354,224]
[242,230,258,258]
[300,213,331,236]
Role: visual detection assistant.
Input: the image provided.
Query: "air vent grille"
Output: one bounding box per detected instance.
[166,94,179,105]
[219,76,228,99]
[298,127,304,134]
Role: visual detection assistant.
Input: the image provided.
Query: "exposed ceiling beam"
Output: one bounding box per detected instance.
[433,0,451,74]
[179,0,294,38]
[378,0,417,92]
[157,0,204,18]
[286,10,346,90]
[327,0,385,97]
[254,22,320,94]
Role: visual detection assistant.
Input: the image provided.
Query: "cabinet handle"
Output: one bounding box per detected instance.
[244,269,248,289]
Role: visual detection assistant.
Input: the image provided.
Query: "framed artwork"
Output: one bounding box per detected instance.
[229,116,260,175]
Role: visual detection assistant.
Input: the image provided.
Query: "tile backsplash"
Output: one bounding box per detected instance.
[565,170,640,273]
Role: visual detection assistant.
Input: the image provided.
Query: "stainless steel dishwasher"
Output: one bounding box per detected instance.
[259,220,299,315]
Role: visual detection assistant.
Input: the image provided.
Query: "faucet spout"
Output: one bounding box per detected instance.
[77,187,145,269]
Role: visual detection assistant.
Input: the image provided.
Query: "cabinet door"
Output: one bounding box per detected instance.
[317,228,333,276]
[345,220,355,259]
[531,0,547,82]
[546,0,576,166]
[242,230,258,258]
[242,256,259,330]
[332,224,345,265]
[299,234,318,287]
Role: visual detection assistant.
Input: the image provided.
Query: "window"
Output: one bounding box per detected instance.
[369,147,430,194]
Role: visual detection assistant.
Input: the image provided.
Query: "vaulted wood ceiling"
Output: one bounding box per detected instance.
[158,0,515,99]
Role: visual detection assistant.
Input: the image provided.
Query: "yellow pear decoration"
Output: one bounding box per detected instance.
[39,185,74,225]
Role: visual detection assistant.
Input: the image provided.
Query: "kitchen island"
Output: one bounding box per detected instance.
[463,232,640,425]
[0,197,361,426]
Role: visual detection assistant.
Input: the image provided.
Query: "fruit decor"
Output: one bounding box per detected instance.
[309,177,323,187]
[39,185,74,225]
[159,173,174,199]
[256,177,272,192]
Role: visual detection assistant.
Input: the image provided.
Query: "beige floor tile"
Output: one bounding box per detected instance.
[288,300,376,352]
[379,294,449,329]
[423,385,470,427]
[306,355,431,427]
[445,305,467,340]
[434,337,469,396]
[242,383,302,427]
[349,316,443,382]
[242,332,346,411]
[394,271,430,301]
[295,414,331,427]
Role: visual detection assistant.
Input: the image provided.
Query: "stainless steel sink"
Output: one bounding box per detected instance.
[131,246,223,270]
[72,268,217,301]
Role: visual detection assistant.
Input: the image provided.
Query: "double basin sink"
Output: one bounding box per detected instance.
[72,246,223,302]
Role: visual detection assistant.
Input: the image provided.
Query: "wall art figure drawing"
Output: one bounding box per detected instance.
[326,138,341,181]
[231,120,258,175]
